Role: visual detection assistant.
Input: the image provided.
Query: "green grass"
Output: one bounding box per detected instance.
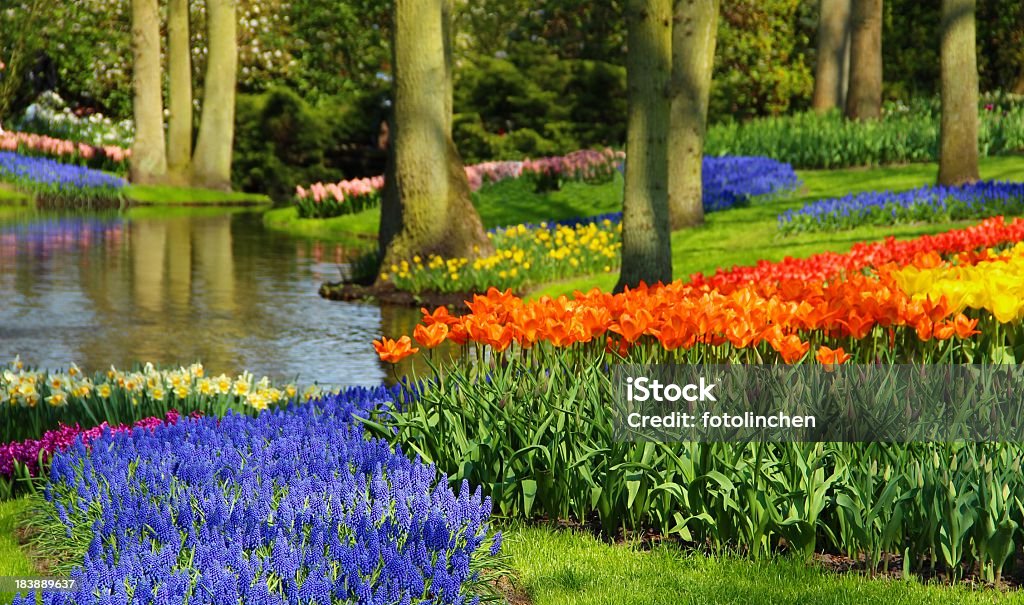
[261,173,627,244]
[506,525,1024,605]
[124,184,271,206]
[0,184,29,204]
[531,155,1024,297]
[0,498,39,605]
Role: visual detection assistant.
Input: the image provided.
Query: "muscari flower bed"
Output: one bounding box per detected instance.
[778,180,1024,234]
[0,151,125,208]
[18,386,500,605]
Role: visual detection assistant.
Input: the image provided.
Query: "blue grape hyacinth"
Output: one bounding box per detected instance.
[21,386,499,605]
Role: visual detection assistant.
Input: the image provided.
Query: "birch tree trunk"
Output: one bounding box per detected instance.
[192,0,238,191]
[845,0,883,121]
[938,0,980,186]
[667,0,719,230]
[166,0,193,185]
[812,0,852,113]
[377,0,492,277]
[129,0,167,184]
[616,0,673,291]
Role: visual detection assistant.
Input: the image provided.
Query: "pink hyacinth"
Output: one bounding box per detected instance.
[0,410,198,478]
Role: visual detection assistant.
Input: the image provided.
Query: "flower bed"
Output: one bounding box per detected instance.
[0,359,311,442]
[705,97,1024,169]
[20,387,500,605]
[778,180,1024,234]
[0,131,129,172]
[0,410,193,496]
[365,217,1024,583]
[371,156,798,294]
[0,151,125,207]
[380,217,622,293]
[293,151,797,220]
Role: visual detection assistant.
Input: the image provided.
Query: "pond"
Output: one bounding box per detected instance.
[0,207,425,387]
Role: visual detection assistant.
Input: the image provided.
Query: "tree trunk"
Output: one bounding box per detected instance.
[938,0,979,186]
[192,0,238,191]
[1011,68,1024,95]
[812,0,852,113]
[129,0,167,184]
[667,0,719,230]
[0,0,45,126]
[616,0,673,291]
[845,0,883,121]
[377,0,492,276]
[166,0,193,185]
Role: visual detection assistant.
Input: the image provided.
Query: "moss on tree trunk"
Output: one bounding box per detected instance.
[129,0,167,185]
[192,0,238,191]
[668,0,719,231]
[938,0,980,186]
[166,0,193,186]
[812,0,852,113]
[845,0,883,121]
[377,0,492,279]
[616,0,673,292]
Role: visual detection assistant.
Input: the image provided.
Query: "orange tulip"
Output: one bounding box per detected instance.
[953,313,981,339]
[612,309,653,343]
[373,335,420,363]
[421,306,460,327]
[932,321,955,341]
[775,334,810,364]
[413,322,449,348]
[815,345,851,367]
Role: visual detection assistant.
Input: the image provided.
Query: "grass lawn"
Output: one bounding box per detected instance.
[531,155,1024,297]
[261,174,626,242]
[0,184,29,204]
[506,525,1023,604]
[124,184,270,206]
[0,498,39,605]
[2,499,1019,604]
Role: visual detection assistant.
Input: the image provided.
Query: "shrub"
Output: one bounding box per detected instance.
[232,89,329,201]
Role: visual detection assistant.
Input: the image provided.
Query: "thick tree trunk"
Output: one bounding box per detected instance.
[377,0,492,276]
[812,0,852,113]
[192,0,238,191]
[129,0,167,184]
[166,0,193,185]
[938,0,980,186]
[845,0,883,121]
[1013,69,1024,95]
[667,0,719,230]
[616,0,673,291]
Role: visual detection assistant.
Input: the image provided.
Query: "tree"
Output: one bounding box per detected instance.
[166,0,192,184]
[812,0,851,112]
[377,0,492,276]
[0,0,46,128]
[129,0,167,184]
[938,0,980,186]
[192,0,238,190]
[667,0,719,230]
[616,0,673,291]
[845,0,883,120]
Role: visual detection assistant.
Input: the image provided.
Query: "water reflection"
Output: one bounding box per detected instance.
[0,208,423,387]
